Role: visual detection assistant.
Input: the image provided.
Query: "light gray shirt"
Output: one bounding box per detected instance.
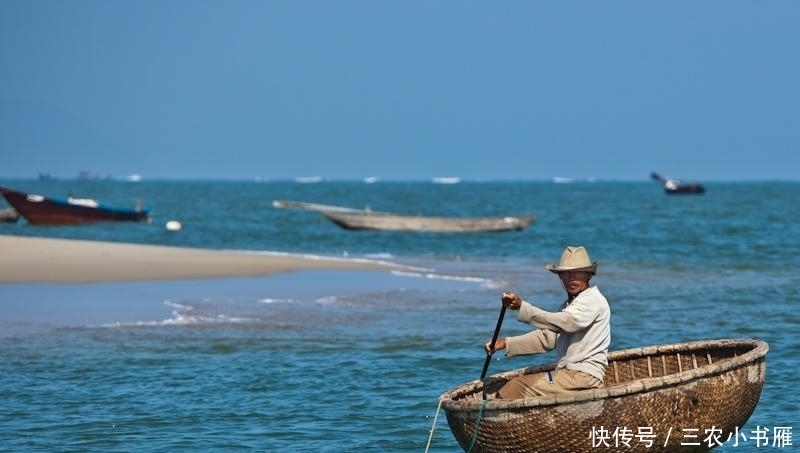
[504,285,611,381]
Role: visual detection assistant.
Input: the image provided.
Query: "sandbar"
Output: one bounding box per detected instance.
[0,234,396,284]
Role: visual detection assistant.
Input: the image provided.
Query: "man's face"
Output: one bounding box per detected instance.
[559,271,592,297]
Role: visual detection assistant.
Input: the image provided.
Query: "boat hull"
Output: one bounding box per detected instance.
[440,338,767,453]
[665,184,706,195]
[1,187,150,225]
[322,212,535,233]
[651,172,706,195]
[273,199,536,233]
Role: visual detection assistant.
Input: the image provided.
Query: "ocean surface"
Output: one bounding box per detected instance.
[1,179,797,452]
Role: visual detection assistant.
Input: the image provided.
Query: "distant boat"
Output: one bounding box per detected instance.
[0,186,151,225]
[122,174,142,182]
[322,211,534,233]
[272,199,534,233]
[432,177,461,184]
[77,171,111,181]
[294,176,323,184]
[650,172,705,194]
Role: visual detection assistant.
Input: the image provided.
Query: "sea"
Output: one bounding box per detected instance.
[0,178,797,453]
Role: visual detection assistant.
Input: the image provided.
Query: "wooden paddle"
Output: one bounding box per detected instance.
[480,305,507,380]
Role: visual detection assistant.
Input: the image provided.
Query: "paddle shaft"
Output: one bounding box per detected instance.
[480,305,507,379]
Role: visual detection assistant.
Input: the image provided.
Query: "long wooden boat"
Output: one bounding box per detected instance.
[322,211,535,233]
[273,199,535,233]
[0,186,151,225]
[440,338,767,453]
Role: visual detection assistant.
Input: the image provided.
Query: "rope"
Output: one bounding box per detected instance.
[424,398,443,453]
[466,399,489,453]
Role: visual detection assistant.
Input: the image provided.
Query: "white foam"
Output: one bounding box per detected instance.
[102,300,255,328]
[316,296,339,304]
[257,297,294,304]
[389,269,500,289]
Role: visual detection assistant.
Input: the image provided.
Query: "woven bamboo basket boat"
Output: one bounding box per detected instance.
[440,338,768,453]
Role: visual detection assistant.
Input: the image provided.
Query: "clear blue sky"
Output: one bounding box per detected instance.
[1,1,798,181]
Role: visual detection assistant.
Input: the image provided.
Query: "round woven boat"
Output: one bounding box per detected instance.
[439,338,768,453]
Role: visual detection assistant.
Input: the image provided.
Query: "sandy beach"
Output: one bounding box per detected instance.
[0,234,396,284]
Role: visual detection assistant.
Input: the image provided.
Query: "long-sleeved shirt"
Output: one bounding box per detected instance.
[504,285,611,381]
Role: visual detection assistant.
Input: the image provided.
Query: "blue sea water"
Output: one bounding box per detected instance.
[0,179,798,452]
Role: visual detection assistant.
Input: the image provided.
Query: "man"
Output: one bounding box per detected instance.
[486,245,611,399]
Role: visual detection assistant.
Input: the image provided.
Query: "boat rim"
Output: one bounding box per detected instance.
[439,338,768,411]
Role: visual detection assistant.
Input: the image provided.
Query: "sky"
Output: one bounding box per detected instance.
[1,1,798,182]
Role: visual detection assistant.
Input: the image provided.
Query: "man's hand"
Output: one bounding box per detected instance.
[485,338,507,354]
[501,291,522,310]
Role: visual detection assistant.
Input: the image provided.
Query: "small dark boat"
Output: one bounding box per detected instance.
[0,186,151,225]
[439,338,767,453]
[651,172,706,194]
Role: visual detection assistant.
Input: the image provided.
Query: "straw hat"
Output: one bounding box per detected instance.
[545,246,598,274]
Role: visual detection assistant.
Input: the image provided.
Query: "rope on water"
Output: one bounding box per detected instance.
[466,398,489,453]
[424,398,443,453]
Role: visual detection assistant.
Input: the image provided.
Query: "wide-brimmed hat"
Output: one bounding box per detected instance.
[545,246,598,274]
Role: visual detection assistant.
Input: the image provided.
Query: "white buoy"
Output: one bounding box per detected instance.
[165,220,182,231]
